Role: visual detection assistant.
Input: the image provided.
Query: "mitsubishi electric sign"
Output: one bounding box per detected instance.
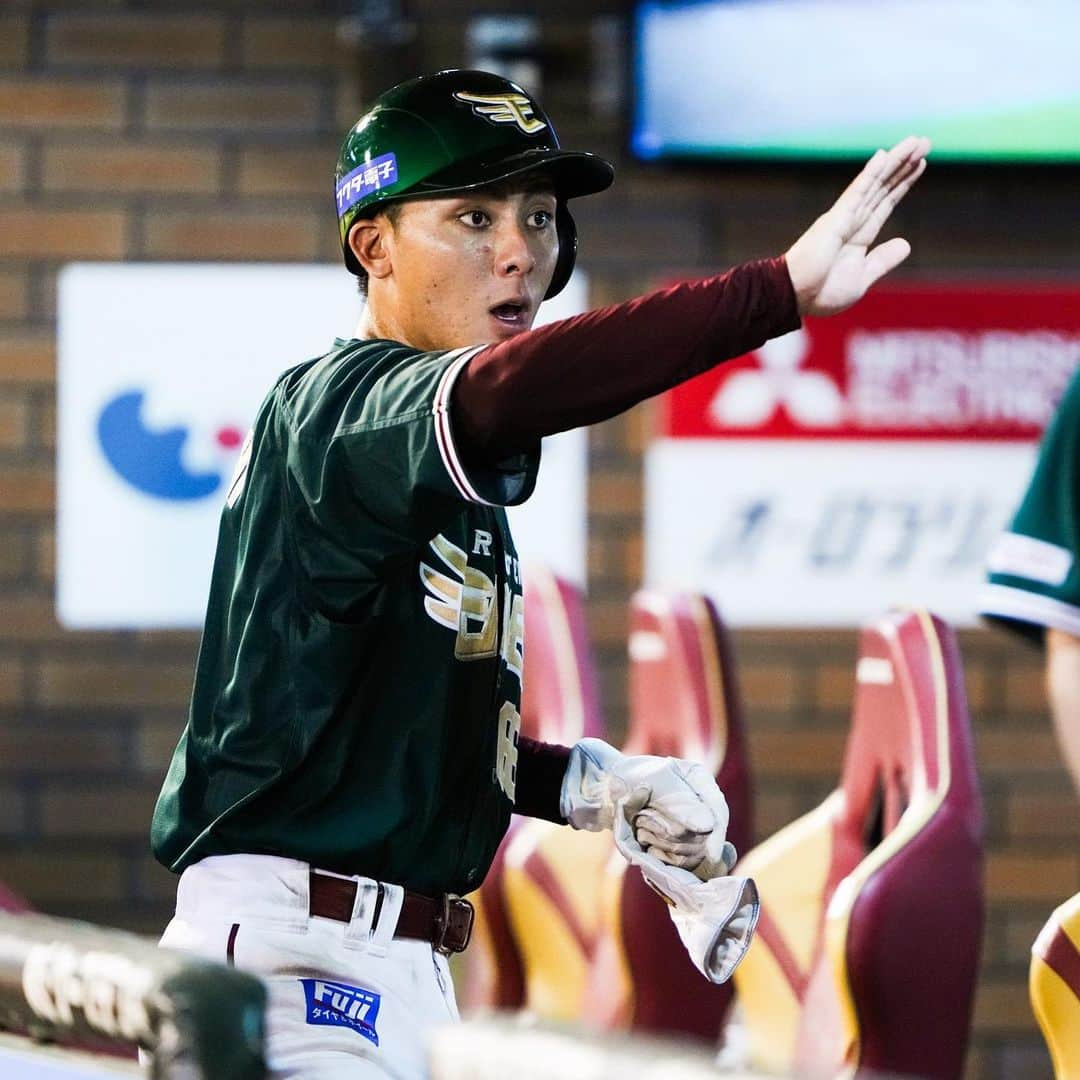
[646,283,1080,626]
[58,264,589,628]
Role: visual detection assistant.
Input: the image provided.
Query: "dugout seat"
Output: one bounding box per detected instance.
[1030,891,1080,1079]
[461,564,606,1014]
[730,609,983,1079]
[586,590,753,1039]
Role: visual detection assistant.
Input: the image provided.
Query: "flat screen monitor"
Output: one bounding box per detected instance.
[632,0,1080,163]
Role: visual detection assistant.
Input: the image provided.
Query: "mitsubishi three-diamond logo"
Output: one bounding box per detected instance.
[709,328,845,429]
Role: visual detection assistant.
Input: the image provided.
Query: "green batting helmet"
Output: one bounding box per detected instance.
[334,69,615,299]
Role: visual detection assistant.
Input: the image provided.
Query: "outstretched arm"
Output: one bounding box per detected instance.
[785,135,931,317]
[453,136,932,461]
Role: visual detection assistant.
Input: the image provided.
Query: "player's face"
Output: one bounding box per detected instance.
[377,184,559,350]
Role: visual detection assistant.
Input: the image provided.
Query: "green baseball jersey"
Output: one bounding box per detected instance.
[151,338,539,896]
[980,365,1080,642]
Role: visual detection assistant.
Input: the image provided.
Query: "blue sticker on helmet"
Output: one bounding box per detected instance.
[300,978,381,1045]
[336,153,398,218]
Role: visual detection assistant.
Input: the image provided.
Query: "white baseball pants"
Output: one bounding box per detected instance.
[158,854,460,1079]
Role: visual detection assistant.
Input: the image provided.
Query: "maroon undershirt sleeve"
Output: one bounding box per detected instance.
[468,259,797,822]
[513,735,571,824]
[452,256,800,461]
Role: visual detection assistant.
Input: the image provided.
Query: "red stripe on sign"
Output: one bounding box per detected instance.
[661,283,1080,442]
[1034,924,1080,1003]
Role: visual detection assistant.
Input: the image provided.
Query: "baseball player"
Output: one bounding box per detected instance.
[150,69,929,1079]
[980,366,1080,794]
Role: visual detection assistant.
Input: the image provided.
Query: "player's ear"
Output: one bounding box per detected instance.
[348,216,393,282]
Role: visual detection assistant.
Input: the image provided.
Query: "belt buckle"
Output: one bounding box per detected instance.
[434,894,474,955]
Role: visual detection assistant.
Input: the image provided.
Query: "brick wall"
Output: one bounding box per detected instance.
[0,5,1076,1078]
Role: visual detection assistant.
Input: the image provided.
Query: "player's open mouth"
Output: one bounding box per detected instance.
[490,302,529,325]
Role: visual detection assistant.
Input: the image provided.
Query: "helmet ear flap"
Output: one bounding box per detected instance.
[544,202,577,300]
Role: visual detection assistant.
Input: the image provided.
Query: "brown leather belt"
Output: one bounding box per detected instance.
[308,870,474,955]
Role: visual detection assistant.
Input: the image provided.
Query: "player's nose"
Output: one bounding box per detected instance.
[493,218,535,279]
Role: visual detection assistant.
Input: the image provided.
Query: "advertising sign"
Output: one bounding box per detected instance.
[646,284,1080,626]
[58,265,589,628]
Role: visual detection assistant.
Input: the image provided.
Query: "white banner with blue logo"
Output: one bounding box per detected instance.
[57,264,589,628]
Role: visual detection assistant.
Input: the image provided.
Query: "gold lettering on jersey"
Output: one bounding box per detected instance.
[495,701,521,800]
[420,534,498,659]
[453,91,547,135]
[503,552,521,584]
[499,585,525,681]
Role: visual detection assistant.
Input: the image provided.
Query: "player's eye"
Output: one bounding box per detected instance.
[459,209,490,228]
[527,209,554,229]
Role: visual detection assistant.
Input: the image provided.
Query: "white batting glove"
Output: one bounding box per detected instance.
[560,738,737,878]
[612,807,760,984]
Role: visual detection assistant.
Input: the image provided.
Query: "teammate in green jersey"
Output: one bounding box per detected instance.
[151,69,930,1078]
[981,366,1080,794]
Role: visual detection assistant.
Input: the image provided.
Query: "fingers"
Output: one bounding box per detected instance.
[634,805,711,844]
[637,832,739,878]
[643,847,704,872]
[841,135,931,237]
[888,154,928,206]
[853,156,927,248]
[835,147,890,221]
[842,137,919,212]
[694,841,739,881]
[636,827,707,856]
[631,773,718,835]
[888,134,932,165]
[847,154,928,264]
[634,805,710,869]
[875,136,932,193]
[864,236,912,285]
[860,150,928,232]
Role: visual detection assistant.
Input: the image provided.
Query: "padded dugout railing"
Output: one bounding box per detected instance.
[0,910,266,1079]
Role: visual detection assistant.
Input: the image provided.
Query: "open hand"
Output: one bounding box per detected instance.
[785,135,931,317]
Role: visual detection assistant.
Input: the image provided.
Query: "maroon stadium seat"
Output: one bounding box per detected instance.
[1030,891,1080,1079]
[586,590,753,1039]
[517,564,604,747]
[732,610,984,1079]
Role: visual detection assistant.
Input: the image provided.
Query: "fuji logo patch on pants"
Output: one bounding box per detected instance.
[300,978,381,1045]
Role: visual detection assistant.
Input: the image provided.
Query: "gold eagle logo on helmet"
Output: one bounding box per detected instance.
[453,91,547,135]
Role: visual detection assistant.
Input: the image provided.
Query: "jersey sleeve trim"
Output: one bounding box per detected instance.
[986,532,1073,587]
[434,344,498,505]
[978,583,1080,637]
